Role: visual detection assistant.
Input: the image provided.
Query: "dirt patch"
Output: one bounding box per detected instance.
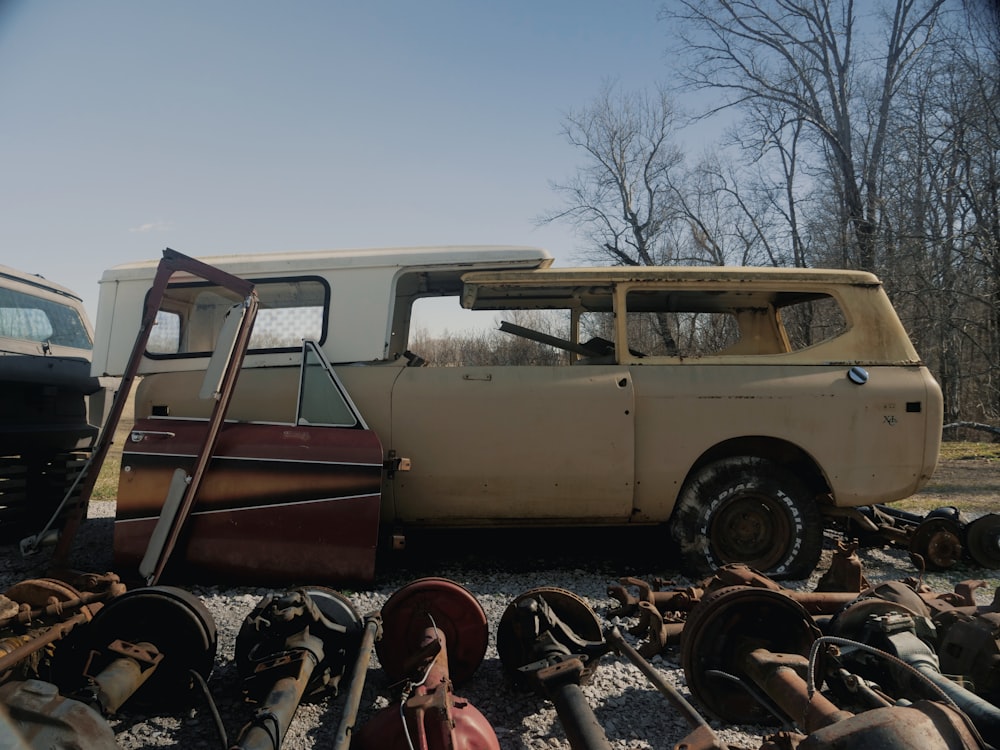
[901,458,1000,513]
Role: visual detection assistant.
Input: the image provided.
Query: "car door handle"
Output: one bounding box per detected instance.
[130,430,177,442]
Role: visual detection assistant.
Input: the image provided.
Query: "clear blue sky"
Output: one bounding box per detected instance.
[0,1,686,322]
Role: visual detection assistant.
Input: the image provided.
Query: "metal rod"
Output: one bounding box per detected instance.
[333,614,381,750]
[548,681,612,750]
[0,611,92,674]
[605,626,711,732]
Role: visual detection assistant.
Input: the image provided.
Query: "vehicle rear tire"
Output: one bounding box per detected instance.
[669,456,822,580]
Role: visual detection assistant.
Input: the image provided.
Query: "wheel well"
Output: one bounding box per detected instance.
[684,437,830,499]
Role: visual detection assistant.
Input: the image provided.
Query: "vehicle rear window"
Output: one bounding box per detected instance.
[624,288,847,358]
[777,294,848,350]
[147,277,328,357]
[0,287,92,349]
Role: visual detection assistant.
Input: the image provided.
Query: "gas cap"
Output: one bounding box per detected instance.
[848,365,869,385]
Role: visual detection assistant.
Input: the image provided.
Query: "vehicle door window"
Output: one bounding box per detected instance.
[296,341,361,427]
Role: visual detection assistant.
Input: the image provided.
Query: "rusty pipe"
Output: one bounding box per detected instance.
[605,626,710,732]
[744,649,854,733]
[535,658,612,750]
[87,640,163,715]
[0,609,93,677]
[232,629,326,750]
[332,613,381,750]
[0,588,116,630]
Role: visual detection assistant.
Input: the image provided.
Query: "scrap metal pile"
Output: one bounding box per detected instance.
[840,505,1000,572]
[3,545,1000,749]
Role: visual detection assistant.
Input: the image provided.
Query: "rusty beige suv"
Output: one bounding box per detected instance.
[91,247,942,583]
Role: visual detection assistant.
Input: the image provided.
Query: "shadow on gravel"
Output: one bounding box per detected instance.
[378,525,681,581]
[0,509,681,590]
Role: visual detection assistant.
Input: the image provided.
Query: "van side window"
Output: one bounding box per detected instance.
[625,290,741,358]
[145,278,329,357]
[623,288,849,358]
[297,342,358,427]
[777,294,848,351]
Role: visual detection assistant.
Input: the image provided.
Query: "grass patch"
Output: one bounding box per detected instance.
[939,440,1000,461]
[88,392,134,503]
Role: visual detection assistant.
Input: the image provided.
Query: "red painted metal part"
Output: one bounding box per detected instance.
[115,419,382,584]
[143,286,259,586]
[355,628,499,750]
[50,248,256,567]
[375,577,489,686]
[355,578,498,750]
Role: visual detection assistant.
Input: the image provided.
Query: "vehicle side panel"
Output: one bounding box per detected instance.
[115,418,383,584]
[630,363,941,518]
[384,366,635,524]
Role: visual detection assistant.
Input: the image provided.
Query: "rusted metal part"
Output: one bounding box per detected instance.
[743,649,853,733]
[354,578,498,750]
[234,587,361,750]
[839,505,970,571]
[937,611,1000,702]
[63,586,217,714]
[47,248,256,568]
[604,626,729,750]
[827,581,935,640]
[237,634,325,750]
[622,563,867,657]
[0,679,118,750]
[497,587,605,690]
[537,657,612,750]
[356,627,499,750]
[814,541,869,593]
[606,576,689,618]
[826,606,1000,747]
[633,601,685,657]
[620,555,999,660]
[2,578,102,628]
[85,639,163,714]
[743,648,984,750]
[0,577,120,684]
[497,588,611,750]
[374,577,489,687]
[908,515,965,571]
[677,578,986,748]
[333,612,382,750]
[0,611,94,684]
[680,586,821,725]
[793,700,984,750]
[967,514,1000,569]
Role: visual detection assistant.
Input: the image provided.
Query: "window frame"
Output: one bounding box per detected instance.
[143,275,331,360]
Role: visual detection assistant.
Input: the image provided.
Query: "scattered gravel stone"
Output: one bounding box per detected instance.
[2,500,996,749]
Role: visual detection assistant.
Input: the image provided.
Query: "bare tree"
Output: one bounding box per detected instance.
[540,82,687,267]
[666,0,947,273]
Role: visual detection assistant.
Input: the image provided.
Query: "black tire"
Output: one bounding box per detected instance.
[669,456,822,580]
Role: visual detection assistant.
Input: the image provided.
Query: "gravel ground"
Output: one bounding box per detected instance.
[2,500,997,749]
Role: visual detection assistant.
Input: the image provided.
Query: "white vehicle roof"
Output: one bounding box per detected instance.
[100,245,553,282]
[93,246,552,376]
